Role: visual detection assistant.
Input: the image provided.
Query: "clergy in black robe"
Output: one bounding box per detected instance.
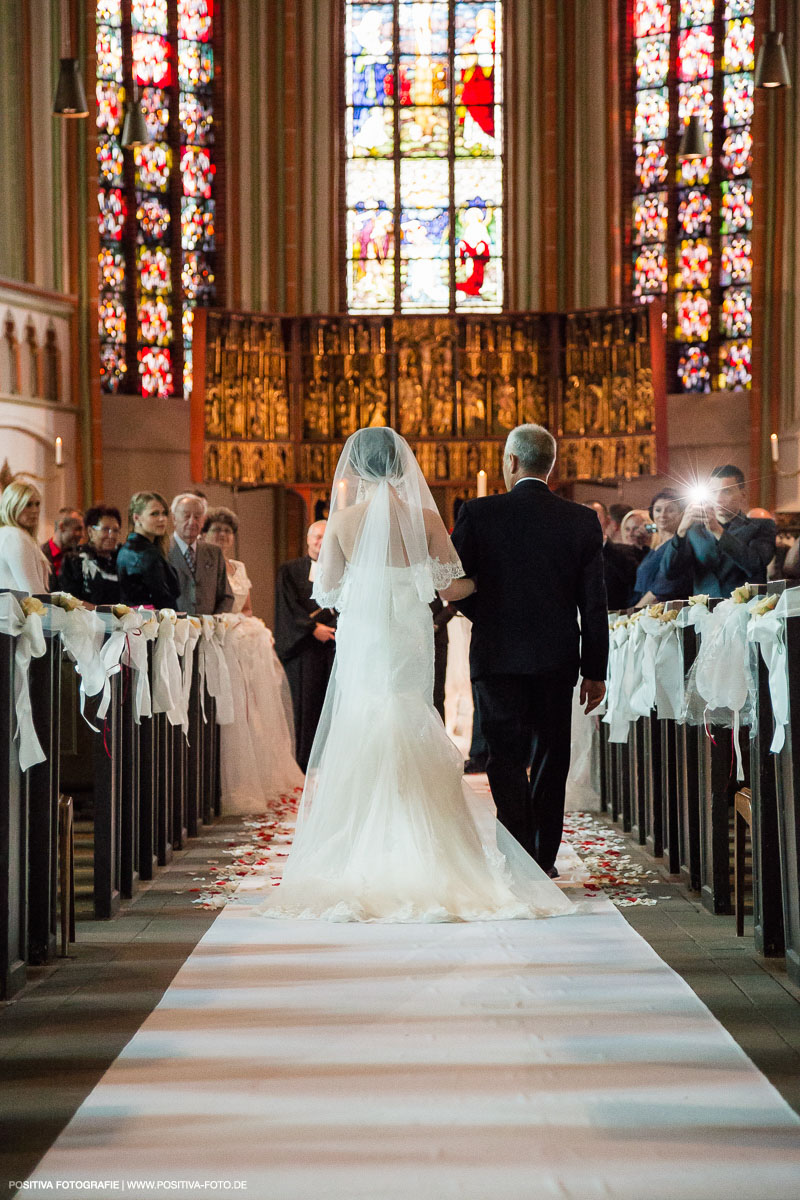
[274,524,336,772]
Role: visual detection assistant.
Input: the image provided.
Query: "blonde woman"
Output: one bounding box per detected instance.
[117,491,180,610]
[0,481,51,593]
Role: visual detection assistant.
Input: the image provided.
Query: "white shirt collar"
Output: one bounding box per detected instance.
[513,477,548,487]
[173,533,197,555]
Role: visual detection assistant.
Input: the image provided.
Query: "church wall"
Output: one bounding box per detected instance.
[506,0,619,312]
[572,390,752,512]
[0,0,86,524]
[775,1,800,510]
[101,397,278,623]
[223,0,619,317]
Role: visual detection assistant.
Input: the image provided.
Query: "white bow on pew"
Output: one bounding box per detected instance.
[0,592,47,771]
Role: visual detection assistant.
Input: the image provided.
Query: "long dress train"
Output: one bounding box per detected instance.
[259,431,575,923]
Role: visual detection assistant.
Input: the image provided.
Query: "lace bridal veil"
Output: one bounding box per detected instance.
[260,427,576,922]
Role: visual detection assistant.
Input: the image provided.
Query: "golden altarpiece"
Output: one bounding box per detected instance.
[190,305,666,518]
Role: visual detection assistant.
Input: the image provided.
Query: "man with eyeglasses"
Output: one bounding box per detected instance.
[662,464,776,599]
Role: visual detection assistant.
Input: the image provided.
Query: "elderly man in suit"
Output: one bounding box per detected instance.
[450,424,609,878]
[168,492,234,615]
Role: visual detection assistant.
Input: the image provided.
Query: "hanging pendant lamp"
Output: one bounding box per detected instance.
[677,115,708,159]
[52,57,88,117]
[121,87,150,149]
[755,0,792,89]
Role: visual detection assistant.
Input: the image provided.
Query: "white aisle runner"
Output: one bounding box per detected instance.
[27,863,800,1199]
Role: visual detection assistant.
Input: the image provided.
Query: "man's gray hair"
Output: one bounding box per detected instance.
[505,424,557,476]
[171,492,208,516]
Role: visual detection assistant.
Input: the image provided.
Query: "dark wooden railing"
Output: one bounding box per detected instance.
[0,593,222,1000]
[597,584,800,987]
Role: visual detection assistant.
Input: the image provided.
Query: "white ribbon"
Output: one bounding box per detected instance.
[747,586,800,755]
[51,607,107,719]
[603,619,643,744]
[196,615,234,726]
[692,596,757,781]
[180,618,203,736]
[0,592,47,771]
[152,610,185,726]
[637,612,685,721]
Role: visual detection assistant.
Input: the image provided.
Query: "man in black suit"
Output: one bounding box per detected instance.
[451,424,608,877]
[274,521,337,772]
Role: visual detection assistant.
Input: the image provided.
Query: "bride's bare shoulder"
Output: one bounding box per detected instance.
[329,500,370,531]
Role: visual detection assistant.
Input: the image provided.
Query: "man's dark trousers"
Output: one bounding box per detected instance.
[475,669,574,872]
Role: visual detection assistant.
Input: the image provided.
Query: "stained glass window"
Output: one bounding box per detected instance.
[95,0,217,398]
[345,1,504,313]
[631,2,669,307]
[627,0,755,391]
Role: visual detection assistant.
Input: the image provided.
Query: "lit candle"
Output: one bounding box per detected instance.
[477,469,487,497]
[336,478,347,506]
[770,432,779,464]
[55,436,63,467]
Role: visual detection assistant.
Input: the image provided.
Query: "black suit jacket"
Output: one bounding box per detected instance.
[274,556,337,663]
[450,480,609,684]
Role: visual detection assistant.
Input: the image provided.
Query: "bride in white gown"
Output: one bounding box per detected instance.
[259,428,575,922]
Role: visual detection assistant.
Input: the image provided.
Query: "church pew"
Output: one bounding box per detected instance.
[617,734,633,833]
[25,600,62,962]
[676,607,702,891]
[172,710,188,851]
[774,582,800,985]
[0,592,28,999]
[643,713,663,861]
[630,719,647,846]
[598,718,611,814]
[154,712,174,866]
[697,599,734,916]
[659,716,680,876]
[747,584,784,956]
[186,653,204,836]
[657,603,682,877]
[137,681,157,882]
[119,671,140,899]
[88,674,122,920]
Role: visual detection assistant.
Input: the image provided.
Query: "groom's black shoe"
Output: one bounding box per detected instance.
[464,755,488,774]
[546,867,560,879]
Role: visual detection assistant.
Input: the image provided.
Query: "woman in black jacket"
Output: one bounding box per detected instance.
[60,504,122,605]
[117,491,180,610]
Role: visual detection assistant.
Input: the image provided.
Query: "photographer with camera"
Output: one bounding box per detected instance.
[661,465,776,598]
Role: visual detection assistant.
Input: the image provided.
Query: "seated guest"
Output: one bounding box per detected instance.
[662,465,776,598]
[275,521,336,772]
[117,492,181,610]
[41,506,85,587]
[619,508,653,564]
[202,506,252,615]
[168,493,234,615]
[0,480,51,593]
[585,501,638,611]
[633,489,693,607]
[60,504,122,605]
[607,503,630,544]
[747,507,791,582]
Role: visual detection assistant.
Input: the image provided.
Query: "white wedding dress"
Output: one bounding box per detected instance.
[259,429,575,923]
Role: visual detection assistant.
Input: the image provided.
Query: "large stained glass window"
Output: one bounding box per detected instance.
[95,0,217,398]
[628,0,755,392]
[345,1,504,313]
